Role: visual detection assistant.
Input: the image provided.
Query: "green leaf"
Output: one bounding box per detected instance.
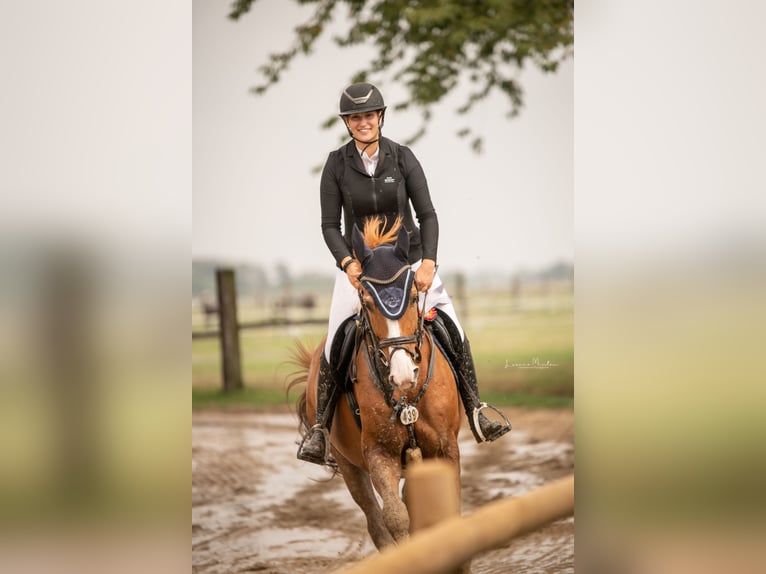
[233,0,573,153]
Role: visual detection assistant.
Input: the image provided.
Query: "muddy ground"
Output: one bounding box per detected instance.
[192,406,574,573]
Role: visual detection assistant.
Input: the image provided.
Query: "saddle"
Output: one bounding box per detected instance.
[328,308,460,429]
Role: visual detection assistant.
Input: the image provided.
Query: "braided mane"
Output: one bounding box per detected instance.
[362,215,403,248]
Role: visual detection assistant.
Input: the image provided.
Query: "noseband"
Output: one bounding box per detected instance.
[356,262,438,443]
[357,292,422,367]
[357,263,428,380]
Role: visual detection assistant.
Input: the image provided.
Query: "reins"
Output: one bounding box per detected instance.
[356,273,434,420]
[357,287,421,374]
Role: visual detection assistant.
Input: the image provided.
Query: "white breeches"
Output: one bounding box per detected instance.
[323,260,464,361]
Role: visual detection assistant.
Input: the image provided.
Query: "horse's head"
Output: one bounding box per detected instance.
[352,219,421,390]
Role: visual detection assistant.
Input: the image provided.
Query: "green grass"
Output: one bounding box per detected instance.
[192,288,573,409]
[480,392,574,409]
[192,325,326,388]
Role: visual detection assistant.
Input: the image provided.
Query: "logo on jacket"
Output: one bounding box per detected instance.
[384,176,396,184]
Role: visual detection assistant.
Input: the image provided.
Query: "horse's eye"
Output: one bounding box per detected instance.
[410,294,418,305]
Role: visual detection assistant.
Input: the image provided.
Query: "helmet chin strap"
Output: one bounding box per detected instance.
[356,136,380,155]
[345,112,385,155]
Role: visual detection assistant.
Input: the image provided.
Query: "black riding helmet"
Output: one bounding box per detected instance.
[339,82,386,115]
[339,82,386,144]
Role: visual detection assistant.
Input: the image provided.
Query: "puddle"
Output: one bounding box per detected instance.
[510,440,573,463]
[249,413,301,428]
[192,426,239,453]
[508,534,574,572]
[192,410,574,573]
[483,470,545,498]
[253,527,376,560]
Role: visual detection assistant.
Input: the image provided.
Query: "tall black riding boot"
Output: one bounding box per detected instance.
[297,354,340,465]
[457,339,512,443]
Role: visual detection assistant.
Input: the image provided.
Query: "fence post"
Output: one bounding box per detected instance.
[216,268,243,391]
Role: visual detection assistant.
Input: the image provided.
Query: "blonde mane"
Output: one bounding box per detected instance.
[362,216,403,249]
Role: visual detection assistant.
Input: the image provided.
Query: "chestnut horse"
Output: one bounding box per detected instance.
[291,218,462,549]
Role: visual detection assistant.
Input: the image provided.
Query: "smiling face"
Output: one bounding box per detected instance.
[344,110,383,145]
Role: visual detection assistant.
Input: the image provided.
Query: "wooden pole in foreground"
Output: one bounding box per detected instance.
[405,460,465,574]
[332,474,574,574]
[406,460,461,533]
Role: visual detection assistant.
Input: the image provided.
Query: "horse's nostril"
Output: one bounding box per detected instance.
[412,367,419,380]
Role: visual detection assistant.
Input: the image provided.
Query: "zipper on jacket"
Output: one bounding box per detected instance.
[370,175,378,212]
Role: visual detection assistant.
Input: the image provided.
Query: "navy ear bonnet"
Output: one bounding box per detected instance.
[352,225,414,320]
[360,246,414,320]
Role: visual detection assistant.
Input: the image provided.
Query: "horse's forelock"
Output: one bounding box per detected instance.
[362,215,403,249]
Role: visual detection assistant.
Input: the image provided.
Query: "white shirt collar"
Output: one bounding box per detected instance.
[357,146,380,176]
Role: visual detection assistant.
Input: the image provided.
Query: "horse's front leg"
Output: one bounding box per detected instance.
[366,449,409,543]
[332,446,394,550]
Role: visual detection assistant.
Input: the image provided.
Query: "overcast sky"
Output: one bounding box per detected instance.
[192,0,573,276]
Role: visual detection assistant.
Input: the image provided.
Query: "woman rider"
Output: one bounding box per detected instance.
[297,82,511,465]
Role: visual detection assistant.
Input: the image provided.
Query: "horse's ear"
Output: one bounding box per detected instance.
[394,226,409,261]
[352,224,372,265]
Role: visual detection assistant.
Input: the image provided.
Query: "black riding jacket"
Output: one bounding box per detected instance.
[320,137,439,268]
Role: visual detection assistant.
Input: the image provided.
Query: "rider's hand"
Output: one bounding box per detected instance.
[415,259,436,292]
[344,259,363,290]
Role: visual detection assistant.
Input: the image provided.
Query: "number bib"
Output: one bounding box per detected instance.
[399,405,419,425]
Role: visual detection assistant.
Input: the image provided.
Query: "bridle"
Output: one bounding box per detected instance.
[356,263,432,392]
[354,261,439,449]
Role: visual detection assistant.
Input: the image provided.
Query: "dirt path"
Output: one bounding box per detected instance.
[192,406,574,573]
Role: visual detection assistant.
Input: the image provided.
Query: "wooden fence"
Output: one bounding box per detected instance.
[192,268,327,391]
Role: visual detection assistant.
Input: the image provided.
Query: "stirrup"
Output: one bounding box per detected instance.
[472,403,512,443]
[297,424,331,464]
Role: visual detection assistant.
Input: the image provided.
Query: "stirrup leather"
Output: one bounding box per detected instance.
[471,402,512,443]
[297,424,331,462]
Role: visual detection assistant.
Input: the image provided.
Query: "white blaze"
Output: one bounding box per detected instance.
[386,319,418,388]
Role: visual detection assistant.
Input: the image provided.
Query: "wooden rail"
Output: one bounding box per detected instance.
[333,468,574,574]
[191,317,327,340]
